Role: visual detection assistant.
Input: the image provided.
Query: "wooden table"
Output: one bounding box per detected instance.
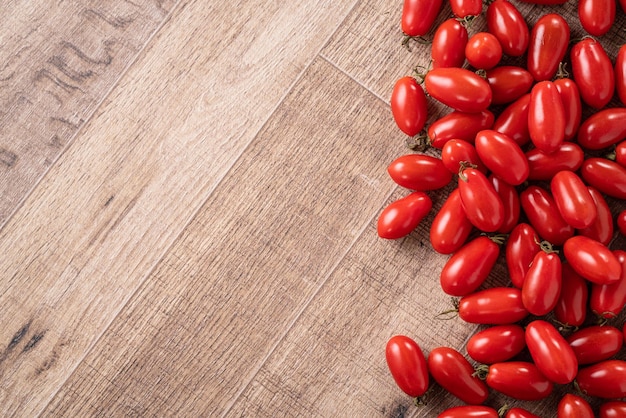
[1,1,625,416]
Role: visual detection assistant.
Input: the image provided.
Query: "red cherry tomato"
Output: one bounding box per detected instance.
[486,0,529,57]
[522,250,562,316]
[526,143,585,181]
[526,320,578,384]
[490,175,520,233]
[428,110,495,148]
[520,186,574,246]
[438,406,498,418]
[387,154,452,191]
[554,78,582,141]
[427,347,489,405]
[506,223,540,289]
[615,141,626,167]
[493,93,531,146]
[431,18,468,69]
[441,139,486,174]
[459,287,529,324]
[465,32,502,70]
[450,0,482,18]
[571,38,615,109]
[616,45,626,106]
[576,360,626,399]
[486,66,533,105]
[550,170,598,229]
[483,361,553,401]
[578,0,616,37]
[578,187,614,246]
[600,401,626,418]
[466,324,525,364]
[558,394,594,418]
[458,166,504,232]
[529,80,565,154]
[385,335,429,398]
[475,130,529,186]
[577,108,626,150]
[618,210,626,235]
[590,250,626,319]
[377,192,432,239]
[401,0,443,36]
[505,408,540,418]
[580,158,626,199]
[567,325,623,365]
[555,262,589,328]
[391,77,428,137]
[424,68,492,113]
[527,14,570,81]
[563,236,621,285]
[440,235,501,296]
[430,188,473,254]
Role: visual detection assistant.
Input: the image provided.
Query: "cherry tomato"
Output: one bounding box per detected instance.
[387,154,452,191]
[615,141,626,168]
[475,130,528,186]
[616,45,626,106]
[526,143,585,181]
[486,66,533,105]
[576,360,626,399]
[490,175,520,233]
[590,250,626,319]
[440,235,501,296]
[554,78,582,141]
[526,320,578,384]
[554,262,589,328]
[391,77,428,137]
[558,394,594,418]
[441,139,487,174]
[438,406,498,418]
[506,223,540,289]
[571,38,615,109]
[458,166,504,232]
[529,80,565,154]
[563,236,621,285]
[431,18,468,69]
[450,0,482,18]
[424,68,492,113]
[551,170,598,229]
[459,287,529,324]
[527,14,570,81]
[486,0,529,57]
[430,188,473,254]
[618,210,626,235]
[493,93,530,146]
[428,110,495,148]
[385,335,429,398]
[401,0,443,37]
[377,192,432,239]
[580,158,626,199]
[578,0,615,37]
[600,401,626,418]
[483,361,553,400]
[520,186,574,246]
[505,408,540,418]
[427,347,489,405]
[567,325,623,365]
[577,108,626,150]
[466,324,525,364]
[465,32,502,70]
[522,250,562,316]
[578,187,614,246]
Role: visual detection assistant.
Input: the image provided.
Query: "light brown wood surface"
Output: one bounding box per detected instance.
[1,1,625,417]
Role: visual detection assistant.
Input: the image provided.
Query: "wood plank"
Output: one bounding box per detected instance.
[41,56,400,417]
[0,0,177,226]
[0,2,356,416]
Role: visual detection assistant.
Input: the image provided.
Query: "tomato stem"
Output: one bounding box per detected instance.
[435,298,460,320]
[536,239,558,254]
[555,62,570,79]
[497,405,510,418]
[472,364,489,380]
[487,233,509,246]
[553,319,578,334]
[402,34,431,51]
[457,161,477,182]
[406,132,430,151]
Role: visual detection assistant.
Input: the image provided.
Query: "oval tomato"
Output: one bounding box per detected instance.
[438,406,498,418]
[493,93,530,146]
[577,108,626,150]
[450,0,482,18]
[590,250,626,319]
[475,130,528,186]
[428,110,495,148]
[377,192,432,239]
[578,0,615,37]
[506,223,540,289]
[484,361,553,401]
[428,347,489,405]
[391,77,428,137]
[580,158,626,199]
[567,325,623,365]
[520,186,574,246]
[522,250,562,316]
[616,45,626,106]
[431,18,468,69]
[600,402,626,418]
[525,320,578,384]
[615,140,626,167]
[554,262,589,328]
[424,68,492,113]
[466,324,525,364]
[459,287,528,324]
[505,408,540,418]
[430,188,473,254]
[458,166,504,232]
[558,394,594,418]
[401,0,443,36]
[526,142,585,181]
[550,170,597,229]
[385,335,429,397]
[578,187,614,245]
[387,154,452,191]
[554,77,582,141]
[527,14,570,81]
[441,139,487,174]
[571,38,615,109]
[487,66,533,105]
[490,175,520,233]
[576,360,626,399]
[563,236,621,285]
[529,80,565,153]
[486,0,528,57]
[465,32,502,70]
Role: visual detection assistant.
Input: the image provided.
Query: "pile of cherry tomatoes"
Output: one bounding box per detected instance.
[380,0,626,417]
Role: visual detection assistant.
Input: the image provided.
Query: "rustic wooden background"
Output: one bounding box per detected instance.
[1,1,625,416]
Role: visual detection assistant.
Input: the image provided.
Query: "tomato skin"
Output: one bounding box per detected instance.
[558,394,594,418]
[554,262,589,328]
[580,158,626,199]
[506,223,540,289]
[466,324,526,364]
[550,170,598,229]
[458,167,504,232]
[600,401,626,418]
[424,68,492,113]
[616,141,626,168]
[616,45,626,106]
[577,108,626,150]
[486,0,528,57]
[618,210,626,235]
[465,32,502,70]
[520,186,574,246]
[485,361,553,401]
[529,81,565,154]
[385,335,429,397]
[459,287,529,324]
[554,78,582,141]
[441,139,487,174]
[387,154,452,191]
[431,18,468,69]
[526,143,584,181]
[576,360,626,399]
[401,0,443,37]
[563,236,622,285]
[428,110,495,148]
[571,38,615,109]
[578,187,613,245]
[527,14,570,81]
[505,408,540,418]
[391,77,428,137]
[487,66,533,105]
[493,93,530,146]
[522,251,562,316]
[430,188,473,254]
[427,347,489,405]
[440,236,500,296]
[438,406,498,418]
[490,175,520,233]
[450,0,482,18]
[578,0,615,37]
[567,325,623,365]
[377,192,432,239]
[590,250,626,319]
[526,320,578,384]
[475,130,529,186]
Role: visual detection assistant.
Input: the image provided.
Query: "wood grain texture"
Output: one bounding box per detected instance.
[0,1,356,415]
